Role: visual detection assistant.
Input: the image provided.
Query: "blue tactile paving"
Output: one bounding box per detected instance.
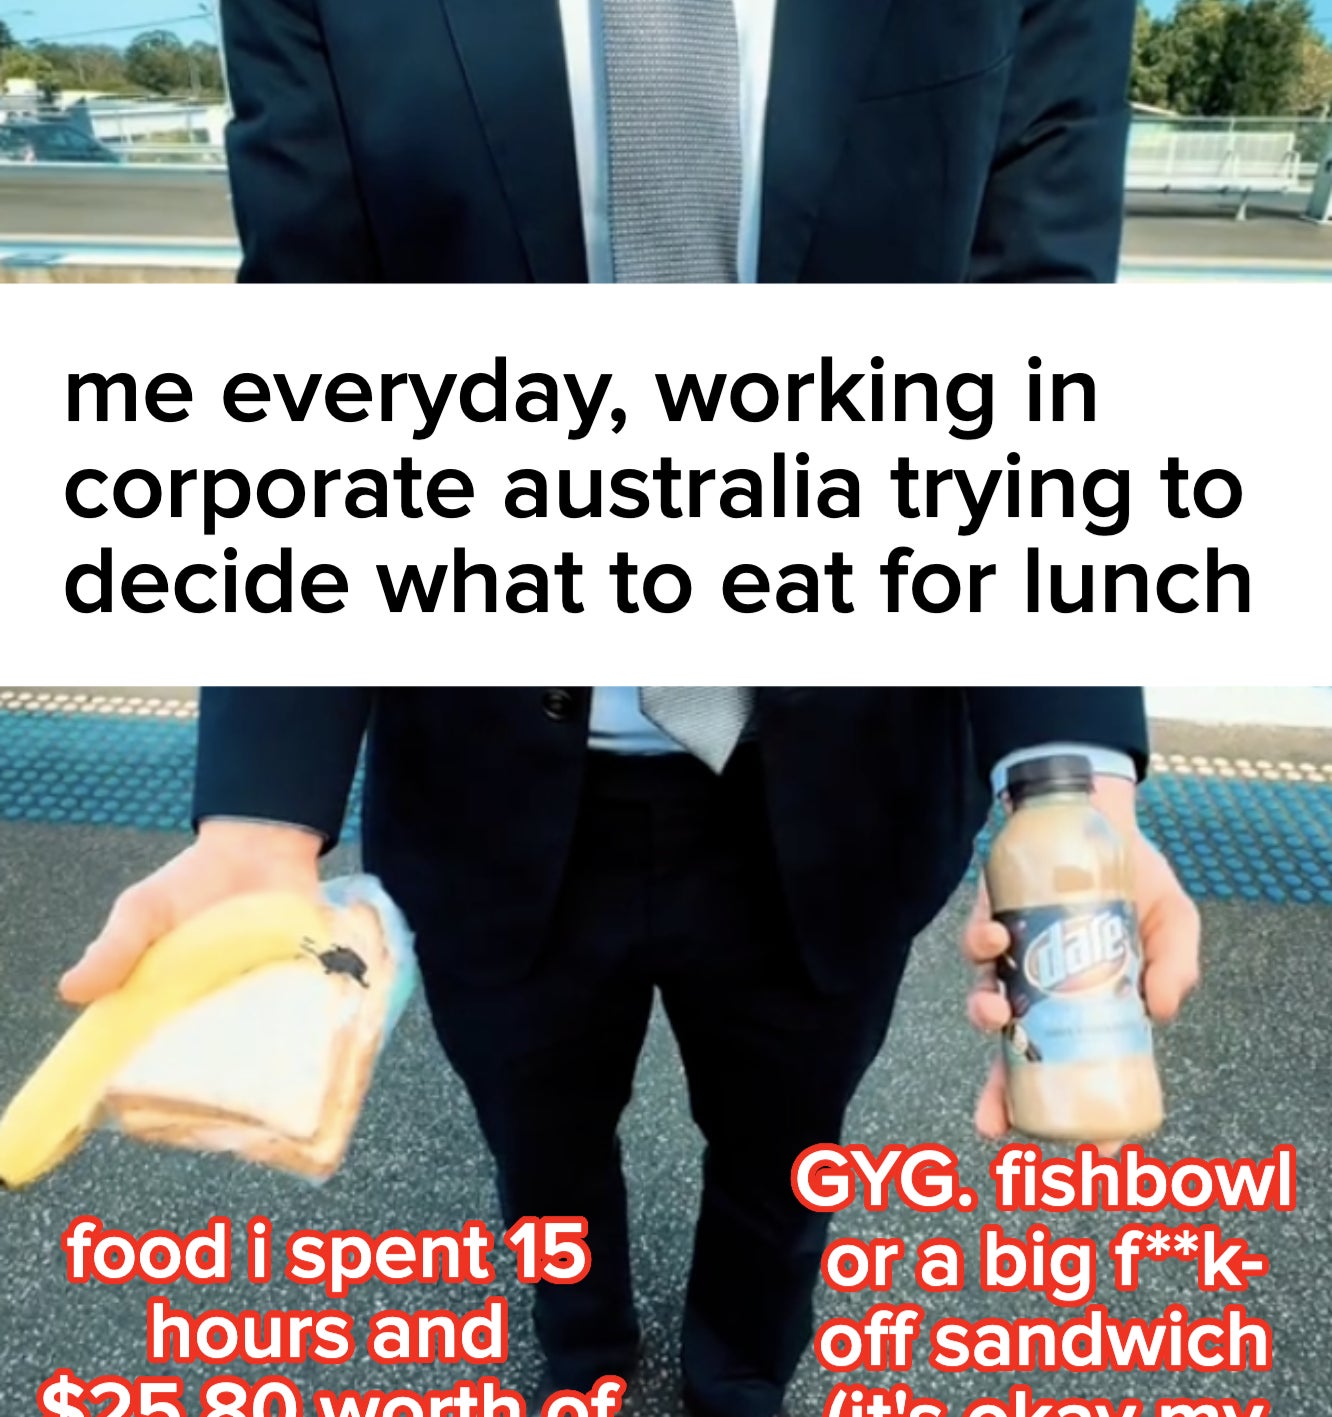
[0,708,366,841]
[0,707,1330,902]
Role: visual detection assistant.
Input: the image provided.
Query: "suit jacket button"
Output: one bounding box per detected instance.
[542,689,575,722]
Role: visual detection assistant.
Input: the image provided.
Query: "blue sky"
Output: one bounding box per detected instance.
[4,2,218,46]
[4,0,1329,45]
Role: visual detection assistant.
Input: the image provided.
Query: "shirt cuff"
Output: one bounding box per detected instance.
[198,815,327,842]
[990,742,1138,798]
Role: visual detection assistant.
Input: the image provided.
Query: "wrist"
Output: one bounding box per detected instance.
[1091,774,1138,833]
[196,817,323,864]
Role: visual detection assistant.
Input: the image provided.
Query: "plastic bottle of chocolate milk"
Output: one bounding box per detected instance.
[986,753,1163,1142]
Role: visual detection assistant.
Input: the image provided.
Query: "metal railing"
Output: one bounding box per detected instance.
[3,104,1331,217]
[84,100,227,154]
[1124,115,1332,217]
[0,97,227,165]
[114,143,226,165]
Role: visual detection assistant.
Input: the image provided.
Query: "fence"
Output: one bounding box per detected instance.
[1125,114,1332,218]
[0,96,227,163]
[3,102,1332,219]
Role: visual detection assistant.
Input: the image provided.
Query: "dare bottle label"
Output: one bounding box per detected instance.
[994,901,1153,1067]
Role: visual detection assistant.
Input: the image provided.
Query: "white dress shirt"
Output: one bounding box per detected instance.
[556,0,779,283]
[588,687,1136,787]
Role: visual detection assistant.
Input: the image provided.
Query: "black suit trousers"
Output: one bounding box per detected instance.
[419,748,908,1417]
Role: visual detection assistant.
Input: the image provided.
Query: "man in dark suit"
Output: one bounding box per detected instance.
[64,688,1199,1417]
[219,0,1136,283]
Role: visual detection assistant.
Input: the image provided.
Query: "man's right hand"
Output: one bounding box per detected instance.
[59,820,323,1004]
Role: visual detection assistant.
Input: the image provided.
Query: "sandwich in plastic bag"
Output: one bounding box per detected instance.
[0,876,418,1188]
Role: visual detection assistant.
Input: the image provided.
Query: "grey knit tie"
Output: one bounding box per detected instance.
[602,0,743,282]
[640,687,755,774]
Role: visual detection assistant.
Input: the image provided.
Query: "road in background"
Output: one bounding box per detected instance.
[1,172,1329,276]
[0,165,233,240]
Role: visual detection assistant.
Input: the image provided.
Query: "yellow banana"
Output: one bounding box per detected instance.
[0,891,330,1189]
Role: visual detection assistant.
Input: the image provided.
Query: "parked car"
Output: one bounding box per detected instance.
[0,120,122,164]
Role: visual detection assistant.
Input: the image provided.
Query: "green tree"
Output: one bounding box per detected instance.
[0,19,15,56]
[1137,0,1321,114]
[35,43,132,94]
[1131,1,1177,107]
[1293,30,1332,113]
[0,46,60,101]
[1165,0,1241,113]
[186,40,223,96]
[125,29,191,95]
[1217,0,1312,112]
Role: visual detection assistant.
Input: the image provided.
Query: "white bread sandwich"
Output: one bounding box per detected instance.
[0,876,417,1188]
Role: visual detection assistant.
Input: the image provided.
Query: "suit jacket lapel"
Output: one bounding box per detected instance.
[436,0,588,282]
[760,0,897,283]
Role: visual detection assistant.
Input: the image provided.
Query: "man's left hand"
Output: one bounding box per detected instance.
[962,776,1201,1146]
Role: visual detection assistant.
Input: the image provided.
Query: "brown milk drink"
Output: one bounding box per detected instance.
[985,753,1163,1142]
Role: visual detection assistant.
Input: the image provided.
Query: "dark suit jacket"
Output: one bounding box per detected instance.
[220,0,1135,283]
[193,688,1148,990]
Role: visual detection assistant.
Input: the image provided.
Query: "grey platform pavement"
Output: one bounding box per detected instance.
[2,186,1330,282]
[0,692,1328,1416]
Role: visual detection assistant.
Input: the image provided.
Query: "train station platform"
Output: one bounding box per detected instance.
[1,190,1329,283]
[0,693,1327,1415]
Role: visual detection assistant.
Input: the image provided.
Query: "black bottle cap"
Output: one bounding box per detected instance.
[1006,753,1095,805]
